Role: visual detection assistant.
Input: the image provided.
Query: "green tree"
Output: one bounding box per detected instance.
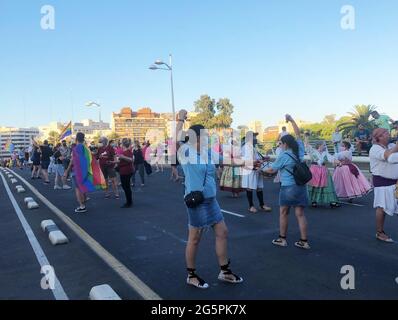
[190,95,234,129]
[48,131,59,145]
[210,98,234,128]
[107,132,120,141]
[338,104,377,136]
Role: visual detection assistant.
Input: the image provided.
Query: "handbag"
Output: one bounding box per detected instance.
[184,166,208,209]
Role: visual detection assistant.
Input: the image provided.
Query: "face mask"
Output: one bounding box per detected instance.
[98,143,103,147]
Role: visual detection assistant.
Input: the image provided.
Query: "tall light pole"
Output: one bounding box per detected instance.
[149,54,176,120]
[86,101,102,123]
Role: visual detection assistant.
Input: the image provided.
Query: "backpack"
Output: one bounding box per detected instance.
[285,153,312,186]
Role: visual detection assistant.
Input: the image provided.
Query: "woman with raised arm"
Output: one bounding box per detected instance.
[263,115,311,250]
[176,110,243,290]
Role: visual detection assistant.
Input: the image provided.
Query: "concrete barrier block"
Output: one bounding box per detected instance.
[89,285,121,300]
[41,220,56,232]
[49,231,69,246]
[27,201,39,209]
[17,187,26,193]
[11,179,18,184]
[24,197,34,204]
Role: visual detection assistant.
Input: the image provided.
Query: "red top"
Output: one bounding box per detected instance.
[98,146,115,168]
[118,149,134,175]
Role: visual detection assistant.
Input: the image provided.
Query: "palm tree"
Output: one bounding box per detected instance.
[338,104,377,136]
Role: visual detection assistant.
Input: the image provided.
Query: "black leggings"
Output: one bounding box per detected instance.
[246,189,265,207]
[120,174,133,205]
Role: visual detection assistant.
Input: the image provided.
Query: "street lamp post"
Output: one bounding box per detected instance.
[149,54,176,120]
[86,101,102,123]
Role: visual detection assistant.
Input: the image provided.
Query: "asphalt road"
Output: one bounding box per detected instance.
[1,166,397,300]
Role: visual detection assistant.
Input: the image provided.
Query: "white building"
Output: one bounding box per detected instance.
[0,127,39,159]
[38,122,65,140]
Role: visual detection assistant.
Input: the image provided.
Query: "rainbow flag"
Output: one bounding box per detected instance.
[72,144,106,193]
[4,140,14,153]
[59,121,73,141]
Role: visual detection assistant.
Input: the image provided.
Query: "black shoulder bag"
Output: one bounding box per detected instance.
[184,166,208,209]
[285,153,312,186]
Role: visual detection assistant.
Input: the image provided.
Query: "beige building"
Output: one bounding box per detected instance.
[111,107,167,142]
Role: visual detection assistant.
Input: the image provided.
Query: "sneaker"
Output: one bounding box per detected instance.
[62,185,71,190]
[121,203,132,209]
[54,185,62,190]
[74,206,87,214]
[272,237,288,247]
[295,240,311,250]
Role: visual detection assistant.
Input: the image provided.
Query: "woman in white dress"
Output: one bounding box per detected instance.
[369,128,398,243]
[241,132,272,213]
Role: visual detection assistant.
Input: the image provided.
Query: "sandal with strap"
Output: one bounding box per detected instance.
[218,260,243,284]
[272,235,288,247]
[376,231,394,243]
[295,239,311,250]
[186,268,209,289]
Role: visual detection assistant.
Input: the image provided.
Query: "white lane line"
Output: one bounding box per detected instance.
[221,209,245,218]
[0,172,69,300]
[340,201,365,207]
[10,169,162,301]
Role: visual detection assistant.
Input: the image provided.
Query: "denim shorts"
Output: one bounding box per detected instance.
[279,185,308,207]
[187,197,224,228]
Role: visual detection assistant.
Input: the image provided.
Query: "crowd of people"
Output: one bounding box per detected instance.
[1,110,397,290]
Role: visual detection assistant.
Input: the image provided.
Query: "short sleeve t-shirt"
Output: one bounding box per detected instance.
[178,144,218,199]
[118,149,134,175]
[355,130,370,142]
[98,146,115,168]
[271,139,305,187]
[40,145,53,162]
[375,115,392,131]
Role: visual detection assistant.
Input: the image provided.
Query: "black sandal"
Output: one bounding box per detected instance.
[187,268,209,289]
[218,261,243,284]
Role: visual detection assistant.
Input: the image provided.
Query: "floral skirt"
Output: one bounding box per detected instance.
[220,166,244,193]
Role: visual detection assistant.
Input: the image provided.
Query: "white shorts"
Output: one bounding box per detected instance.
[374,185,398,216]
[54,164,65,176]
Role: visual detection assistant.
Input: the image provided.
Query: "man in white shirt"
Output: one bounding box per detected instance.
[369,128,398,243]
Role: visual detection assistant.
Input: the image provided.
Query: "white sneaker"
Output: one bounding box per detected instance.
[62,185,71,190]
[54,185,62,190]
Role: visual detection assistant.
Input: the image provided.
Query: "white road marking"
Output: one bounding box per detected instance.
[10,169,162,301]
[0,172,69,300]
[221,209,245,218]
[340,201,365,207]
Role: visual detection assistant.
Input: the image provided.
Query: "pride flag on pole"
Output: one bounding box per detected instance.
[59,121,73,141]
[4,139,14,153]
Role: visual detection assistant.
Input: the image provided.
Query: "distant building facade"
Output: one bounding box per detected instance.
[111,107,167,142]
[0,127,39,159]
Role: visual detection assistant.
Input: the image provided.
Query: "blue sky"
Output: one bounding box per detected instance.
[0,0,397,129]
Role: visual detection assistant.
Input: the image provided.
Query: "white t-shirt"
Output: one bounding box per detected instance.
[369,144,398,179]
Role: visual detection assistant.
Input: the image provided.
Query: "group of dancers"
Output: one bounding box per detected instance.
[219,130,373,212]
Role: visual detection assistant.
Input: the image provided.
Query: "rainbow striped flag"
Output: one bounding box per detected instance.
[59,121,72,141]
[4,140,14,153]
[72,143,106,193]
